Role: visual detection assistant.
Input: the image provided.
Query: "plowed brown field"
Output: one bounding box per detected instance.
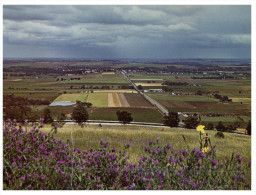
[124,93,153,108]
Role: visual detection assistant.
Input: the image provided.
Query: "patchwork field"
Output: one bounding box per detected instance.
[94,90,137,93]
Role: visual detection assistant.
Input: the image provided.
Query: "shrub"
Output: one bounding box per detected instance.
[215,131,225,139]
[163,112,180,127]
[215,121,226,132]
[43,109,53,124]
[205,122,214,130]
[183,115,200,129]
[246,120,251,135]
[116,110,133,124]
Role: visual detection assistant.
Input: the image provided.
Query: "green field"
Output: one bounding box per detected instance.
[87,93,108,107]
[53,93,88,103]
[41,124,251,163]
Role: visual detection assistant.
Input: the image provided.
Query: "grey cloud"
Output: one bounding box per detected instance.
[3,5,251,59]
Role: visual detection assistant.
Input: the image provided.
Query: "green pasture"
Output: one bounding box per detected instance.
[87,93,108,107]
[53,93,88,103]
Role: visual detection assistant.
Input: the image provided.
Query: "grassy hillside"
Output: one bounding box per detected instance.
[41,124,251,163]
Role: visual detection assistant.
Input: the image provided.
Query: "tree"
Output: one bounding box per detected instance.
[72,102,89,125]
[137,85,143,90]
[205,122,214,130]
[246,120,251,135]
[163,112,180,127]
[116,110,133,124]
[183,115,200,129]
[43,109,53,124]
[215,121,226,132]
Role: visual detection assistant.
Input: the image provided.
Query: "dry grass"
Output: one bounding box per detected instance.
[42,124,251,163]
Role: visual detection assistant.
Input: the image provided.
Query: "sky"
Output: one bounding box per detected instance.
[3,5,251,59]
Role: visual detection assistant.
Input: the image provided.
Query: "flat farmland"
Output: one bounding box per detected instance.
[101,71,115,75]
[134,82,164,86]
[87,93,108,107]
[108,93,130,107]
[124,93,153,108]
[53,93,88,103]
[94,90,137,93]
[89,107,163,123]
[67,73,129,85]
[148,94,219,102]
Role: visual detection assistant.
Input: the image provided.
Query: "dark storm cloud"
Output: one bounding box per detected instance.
[3,5,251,59]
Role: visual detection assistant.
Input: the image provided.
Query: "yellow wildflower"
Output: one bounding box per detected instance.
[202,146,210,153]
[196,125,205,134]
[167,163,171,167]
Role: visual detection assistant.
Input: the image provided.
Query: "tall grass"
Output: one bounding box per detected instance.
[41,124,251,163]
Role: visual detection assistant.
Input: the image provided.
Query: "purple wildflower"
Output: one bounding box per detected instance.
[20,176,26,181]
[237,164,242,169]
[192,183,199,189]
[237,157,243,163]
[158,185,163,190]
[146,185,151,190]
[166,144,172,149]
[144,146,147,151]
[211,159,218,166]
[148,139,152,145]
[125,143,130,148]
[41,176,46,180]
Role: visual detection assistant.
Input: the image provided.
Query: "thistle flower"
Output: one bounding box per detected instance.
[211,159,218,166]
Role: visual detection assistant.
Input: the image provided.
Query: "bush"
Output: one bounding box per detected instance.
[116,110,133,124]
[246,120,251,135]
[43,109,53,124]
[205,123,214,130]
[163,112,180,127]
[215,131,225,139]
[183,115,200,129]
[215,121,226,132]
